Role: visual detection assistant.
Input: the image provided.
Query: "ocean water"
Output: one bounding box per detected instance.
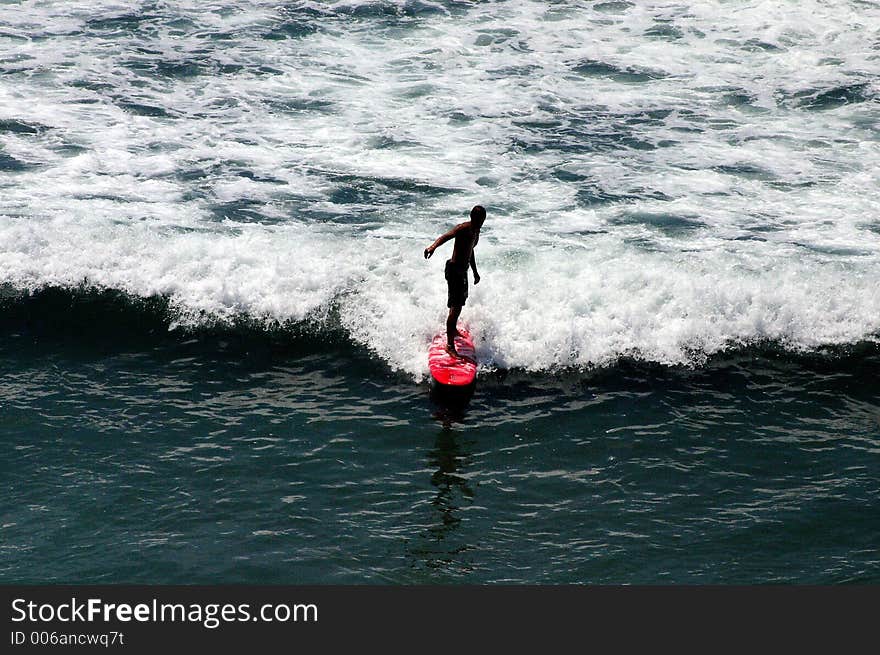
[1,0,879,583]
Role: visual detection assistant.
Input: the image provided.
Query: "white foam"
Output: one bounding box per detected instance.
[1,1,879,377]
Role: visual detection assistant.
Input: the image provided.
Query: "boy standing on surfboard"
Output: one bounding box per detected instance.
[423,205,486,357]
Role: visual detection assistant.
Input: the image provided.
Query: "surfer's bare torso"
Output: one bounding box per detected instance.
[448,223,479,269]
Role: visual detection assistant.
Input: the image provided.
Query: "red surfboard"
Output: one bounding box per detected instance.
[428,329,477,387]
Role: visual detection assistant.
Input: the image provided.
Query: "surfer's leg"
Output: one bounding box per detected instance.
[446,306,462,351]
[445,260,466,353]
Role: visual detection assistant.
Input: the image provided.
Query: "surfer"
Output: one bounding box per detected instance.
[424,205,485,357]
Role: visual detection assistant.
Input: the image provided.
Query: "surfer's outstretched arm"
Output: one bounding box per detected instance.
[424,226,457,259]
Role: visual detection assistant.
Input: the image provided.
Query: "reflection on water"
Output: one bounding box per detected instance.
[430,404,468,429]
[428,429,475,540]
[408,427,477,577]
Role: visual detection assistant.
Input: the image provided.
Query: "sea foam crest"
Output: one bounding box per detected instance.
[1,0,879,376]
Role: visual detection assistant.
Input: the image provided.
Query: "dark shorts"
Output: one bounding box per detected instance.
[445,259,468,308]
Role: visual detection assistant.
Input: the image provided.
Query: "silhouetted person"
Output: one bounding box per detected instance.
[424,205,485,357]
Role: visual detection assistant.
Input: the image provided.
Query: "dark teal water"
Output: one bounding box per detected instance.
[2,289,878,584]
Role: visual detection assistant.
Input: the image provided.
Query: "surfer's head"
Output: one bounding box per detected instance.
[470,205,486,226]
